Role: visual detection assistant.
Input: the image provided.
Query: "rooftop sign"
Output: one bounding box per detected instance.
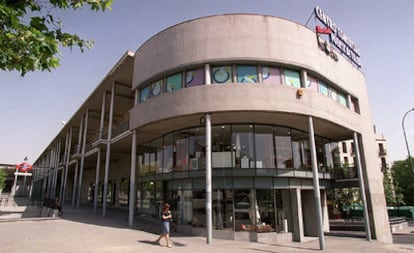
[314,6,362,68]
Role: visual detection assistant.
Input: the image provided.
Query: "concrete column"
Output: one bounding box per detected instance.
[321,190,330,232]
[103,82,115,218]
[71,161,78,208]
[353,132,372,241]
[94,150,101,214]
[99,91,106,139]
[129,89,138,227]
[291,188,304,242]
[205,64,211,85]
[308,116,325,250]
[205,113,212,244]
[77,113,84,154]
[62,127,72,206]
[77,110,89,208]
[300,70,308,88]
[204,64,212,243]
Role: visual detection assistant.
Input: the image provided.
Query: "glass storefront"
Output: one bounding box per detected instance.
[136,123,341,173]
[135,123,343,233]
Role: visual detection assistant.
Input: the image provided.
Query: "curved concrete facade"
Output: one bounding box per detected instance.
[130,14,391,243]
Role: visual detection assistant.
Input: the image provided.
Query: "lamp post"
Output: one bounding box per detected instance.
[402,108,414,173]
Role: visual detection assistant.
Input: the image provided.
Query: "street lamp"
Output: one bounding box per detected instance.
[402,108,414,173]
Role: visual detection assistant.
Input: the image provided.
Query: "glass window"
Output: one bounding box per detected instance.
[166,73,182,92]
[140,86,150,102]
[139,182,156,218]
[152,137,163,174]
[137,142,151,175]
[262,66,281,84]
[148,150,156,175]
[236,65,258,83]
[212,125,232,168]
[325,142,340,170]
[330,87,338,102]
[338,93,347,107]
[185,68,205,87]
[257,189,276,231]
[315,136,328,172]
[151,80,163,97]
[211,66,232,84]
[275,127,293,169]
[306,75,319,91]
[291,130,309,170]
[213,189,233,229]
[232,125,255,168]
[351,97,360,113]
[175,136,189,171]
[163,134,174,173]
[254,125,275,168]
[318,81,329,96]
[284,69,301,88]
[119,178,129,206]
[192,190,206,227]
[188,128,206,170]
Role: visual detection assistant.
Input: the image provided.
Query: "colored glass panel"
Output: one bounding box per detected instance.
[140,86,150,102]
[306,75,318,91]
[284,70,301,87]
[236,65,257,83]
[186,68,204,87]
[262,66,281,84]
[338,93,347,107]
[166,73,182,92]
[318,81,329,96]
[211,66,232,84]
[151,80,163,97]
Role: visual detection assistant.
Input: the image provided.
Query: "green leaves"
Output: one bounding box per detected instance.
[391,158,414,206]
[0,0,113,76]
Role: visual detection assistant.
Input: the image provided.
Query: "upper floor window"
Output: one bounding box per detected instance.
[151,79,163,97]
[185,68,204,87]
[318,80,329,96]
[284,69,301,88]
[140,86,150,102]
[262,66,281,84]
[338,93,348,107]
[236,65,258,83]
[306,75,319,91]
[211,65,232,84]
[342,142,348,153]
[166,73,182,92]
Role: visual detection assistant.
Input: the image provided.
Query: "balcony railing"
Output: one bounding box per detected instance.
[112,119,129,138]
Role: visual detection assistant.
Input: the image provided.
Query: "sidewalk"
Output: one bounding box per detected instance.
[0,201,413,253]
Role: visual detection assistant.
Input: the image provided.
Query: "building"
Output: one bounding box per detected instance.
[337,129,390,175]
[32,13,392,244]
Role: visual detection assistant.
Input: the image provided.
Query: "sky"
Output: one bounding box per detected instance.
[1,0,413,165]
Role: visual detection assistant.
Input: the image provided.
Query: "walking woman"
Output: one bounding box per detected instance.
[155,203,173,248]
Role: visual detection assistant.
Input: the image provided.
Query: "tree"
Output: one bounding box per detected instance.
[0,169,6,191]
[383,171,396,206]
[391,158,414,206]
[0,0,113,76]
